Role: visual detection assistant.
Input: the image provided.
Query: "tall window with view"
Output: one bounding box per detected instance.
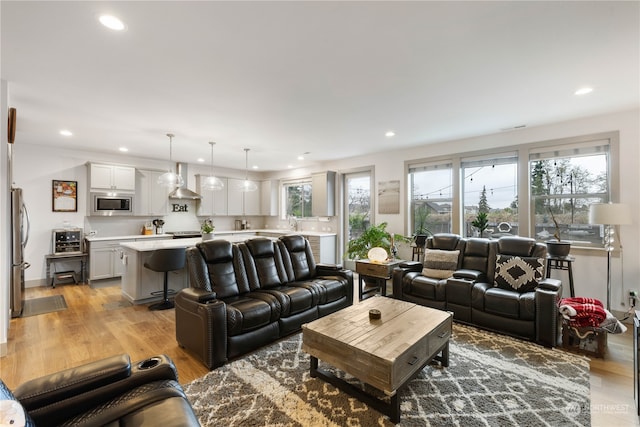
[461,154,518,238]
[409,162,453,235]
[529,143,609,247]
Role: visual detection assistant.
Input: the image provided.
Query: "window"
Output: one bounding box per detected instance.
[344,172,371,242]
[282,179,312,218]
[408,162,453,235]
[530,142,609,247]
[462,153,518,238]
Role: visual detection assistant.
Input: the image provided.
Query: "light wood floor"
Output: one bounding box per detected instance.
[1,283,639,426]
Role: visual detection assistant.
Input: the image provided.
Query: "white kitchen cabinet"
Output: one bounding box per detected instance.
[303,234,337,264]
[261,179,279,216]
[88,163,136,192]
[87,239,133,281]
[136,169,171,216]
[228,178,261,216]
[195,175,228,216]
[312,171,336,217]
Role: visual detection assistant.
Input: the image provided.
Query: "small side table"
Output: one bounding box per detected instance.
[355,259,403,300]
[45,253,88,287]
[546,254,575,297]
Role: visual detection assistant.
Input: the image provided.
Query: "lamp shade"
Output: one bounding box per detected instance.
[588,203,632,225]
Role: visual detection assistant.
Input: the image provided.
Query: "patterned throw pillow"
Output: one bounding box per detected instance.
[422,249,459,279]
[494,255,544,293]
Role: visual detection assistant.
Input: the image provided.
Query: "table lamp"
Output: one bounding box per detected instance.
[588,202,632,311]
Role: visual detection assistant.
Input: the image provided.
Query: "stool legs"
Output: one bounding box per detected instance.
[149,272,174,310]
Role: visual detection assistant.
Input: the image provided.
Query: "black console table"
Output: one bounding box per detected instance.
[45,253,88,287]
[546,254,575,297]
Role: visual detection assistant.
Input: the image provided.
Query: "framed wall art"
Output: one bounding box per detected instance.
[52,180,78,212]
[378,180,400,214]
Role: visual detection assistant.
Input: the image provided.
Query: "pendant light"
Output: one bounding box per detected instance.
[201,141,224,191]
[239,148,258,192]
[157,133,184,188]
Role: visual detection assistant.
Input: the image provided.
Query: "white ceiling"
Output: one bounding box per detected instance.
[2,1,638,172]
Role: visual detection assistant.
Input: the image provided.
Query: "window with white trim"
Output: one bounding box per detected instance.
[408,161,453,235]
[282,179,312,219]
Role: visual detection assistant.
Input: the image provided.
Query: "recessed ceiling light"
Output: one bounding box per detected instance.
[252,165,258,170]
[287,165,293,169]
[575,87,593,95]
[197,157,205,163]
[99,15,125,31]
[297,155,304,160]
[119,147,128,152]
[385,131,395,137]
[59,129,73,136]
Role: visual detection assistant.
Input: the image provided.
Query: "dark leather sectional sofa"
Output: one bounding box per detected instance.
[175,235,353,369]
[0,354,200,427]
[393,234,562,347]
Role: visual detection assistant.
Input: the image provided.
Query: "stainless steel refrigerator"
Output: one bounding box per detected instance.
[11,187,30,318]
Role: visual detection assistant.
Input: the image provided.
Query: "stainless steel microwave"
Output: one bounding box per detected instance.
[90,192,133,216]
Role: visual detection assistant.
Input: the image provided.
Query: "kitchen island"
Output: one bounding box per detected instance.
[119,230,336,304]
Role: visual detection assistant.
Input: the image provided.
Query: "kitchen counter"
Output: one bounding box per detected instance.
[86,229,336,243]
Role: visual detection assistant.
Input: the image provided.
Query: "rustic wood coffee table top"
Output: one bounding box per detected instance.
[302,296,452,422]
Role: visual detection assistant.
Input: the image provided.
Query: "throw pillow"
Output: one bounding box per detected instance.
[422,249,459,279]
[494,255,544,293]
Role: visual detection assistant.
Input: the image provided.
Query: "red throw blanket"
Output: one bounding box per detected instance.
[559,297,606,328]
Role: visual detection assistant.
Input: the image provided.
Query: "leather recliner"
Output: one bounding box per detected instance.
[175,235,353,369]
[393,234,562,347]
[0,354,200,427]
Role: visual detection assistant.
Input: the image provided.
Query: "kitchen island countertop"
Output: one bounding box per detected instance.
[86,229,335,243]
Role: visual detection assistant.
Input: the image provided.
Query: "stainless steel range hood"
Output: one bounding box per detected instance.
[168,163,202,200]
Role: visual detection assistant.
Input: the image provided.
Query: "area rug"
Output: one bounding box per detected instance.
[184,324,590,426]
[21,295,67,317]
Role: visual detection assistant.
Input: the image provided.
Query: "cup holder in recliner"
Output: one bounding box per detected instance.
[137,357,161,370]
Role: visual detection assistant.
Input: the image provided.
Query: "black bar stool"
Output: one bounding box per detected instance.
[144,248,186,310]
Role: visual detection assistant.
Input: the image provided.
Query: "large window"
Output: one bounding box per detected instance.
[405,132,615,249]
[530,142,609,247]
[283,179,312,218]
[462,153,518,238]
[409,162,453,235]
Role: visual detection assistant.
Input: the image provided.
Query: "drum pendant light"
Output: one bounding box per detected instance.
[239,148,258,192]
[157,133,184,188]
[202,141,224,191]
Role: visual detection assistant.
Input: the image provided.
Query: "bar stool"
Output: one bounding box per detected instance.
[144,248,186,310]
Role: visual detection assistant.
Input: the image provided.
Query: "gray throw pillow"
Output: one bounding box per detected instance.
[422,249,459,279]
[494,255,544,293]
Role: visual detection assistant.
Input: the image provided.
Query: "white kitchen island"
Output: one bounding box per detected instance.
[119,230,337,304]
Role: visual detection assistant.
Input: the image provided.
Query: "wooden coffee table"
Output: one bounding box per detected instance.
[302,297,452,423]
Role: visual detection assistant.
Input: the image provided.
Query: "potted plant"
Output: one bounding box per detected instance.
[471,212,489,237]
[546,208,571,257]
[201,219,215,241]
[413,204,432,248]
[345,222,409,261]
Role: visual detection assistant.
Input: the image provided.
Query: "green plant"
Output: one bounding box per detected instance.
[413,205,431,236]
[345,222,409,260]
[201,219,215,234]
[471,212,489,236]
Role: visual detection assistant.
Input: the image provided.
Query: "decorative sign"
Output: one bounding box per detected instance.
[52,180,77,212]
[172,203,189,212]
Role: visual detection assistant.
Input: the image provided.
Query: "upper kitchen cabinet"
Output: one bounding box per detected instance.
[136,169,171,216]
[261,179,279,216]
[228,178,261,216]
[195,175,228,216]
[311,171,336,217]
[88,162,136,192]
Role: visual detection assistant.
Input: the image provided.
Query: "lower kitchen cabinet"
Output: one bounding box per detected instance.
[304,234,336,264]
[87,239,133,282]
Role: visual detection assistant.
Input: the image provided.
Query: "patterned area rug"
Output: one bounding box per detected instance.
[184,323,590,426]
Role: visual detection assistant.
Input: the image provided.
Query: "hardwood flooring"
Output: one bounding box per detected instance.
[1,283,639,426]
